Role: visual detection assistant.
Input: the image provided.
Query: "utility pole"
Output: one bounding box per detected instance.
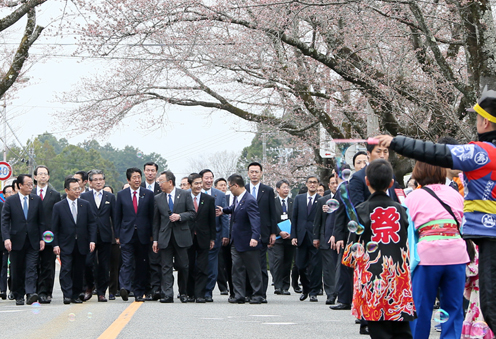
[3,96,6,162]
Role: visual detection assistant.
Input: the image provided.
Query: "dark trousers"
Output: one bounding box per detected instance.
[271,240,295,291]
[109,243,121,295]
[159,235,188,298]
[205,231,221,297]
[59,241,86,299]
[0,250,8,292]
[222,243,234,298]
[368,321,412,339]
[291,254,300,291]
[246,243,269,298]
[231,245,262,300]
[10,238,38,299]
[295,236,322,296]
[187,235,210,298]
[321,247,338,298]
[216,244,229,292]
[119,230,149,296]
[336,260,354,305]
[85,241,111,296]
[37,244,56,297]
[148,245,161,293]
[479,239,496,335]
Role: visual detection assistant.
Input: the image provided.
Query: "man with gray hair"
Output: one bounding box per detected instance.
[80,170,116,302]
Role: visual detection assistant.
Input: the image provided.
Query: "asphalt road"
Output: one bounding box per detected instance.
[0,266,442,339]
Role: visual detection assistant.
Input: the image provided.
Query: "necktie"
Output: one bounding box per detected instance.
[204,190,209,195]
[194,196,198,212]
[23,196,28,219]
[148,184,152,191]
[71,201,77,223]
[234,197,238,210]
[168,194,174,212]
[307,196,313,215]
[39,189,43,201]
[252,186,257,199]
[95,191,102,208]
[282,199,287,213]
[132,191,138,213]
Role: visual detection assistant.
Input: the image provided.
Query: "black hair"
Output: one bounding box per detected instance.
[298,186,308,194]
[16,174,32,189]
[34,165,49,176]
[214,178,227,186]
[366,143,378,153]
[75,170,88,182]
[2,185,11,195]
[104,185,114,193]
[162,170,176,186]
[65,177,79,190]
[11,180,17,191]
[247,162,263,172]
[276,179,290,189]
[365,159,393,192]
[199,169,214,178]
[352,151,367,166]
[188,173,202,185]
[126,167,142,181]
[144,162,158,171]
[306,175,319,183]
[227,174,245,187]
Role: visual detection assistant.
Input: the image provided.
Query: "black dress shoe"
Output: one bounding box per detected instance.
[16,299,24,305]
[8,292,14,300]
[299,293,308,301]
[128,291,135,297]
[249,297,262,304]
[326,297,336,305]
[79,293,85,301]
[0,291,6,300]
[294,287,302,294]
[83,289,92,301]
[187,296,195,303]
[317,289,323,296]
[39,294,50,304]
[98,295,107,302]
[274,288,282,295]
[160,296,174,303]
[359,326,370,335]
[179,295,188,303]
[71,298,83,304]
[26,293,38,305]
[228,297,245,304]
[310,295,318,302]
[282,290,290,295]
[330,303,351,310]
[63,297,71,304]
[196,297,206,303]
[220,290,228,296]
[355,319,361,324]
[135,295,145,302]
[109,294,115,301]
[144,294,153,301]
[115,291,121,297]
[152,291,161,301]
[120,289,129,301]
[261,298,267,304]
[205,296,213,302]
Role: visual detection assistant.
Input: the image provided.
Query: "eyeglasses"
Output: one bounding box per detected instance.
[69,187,82,192]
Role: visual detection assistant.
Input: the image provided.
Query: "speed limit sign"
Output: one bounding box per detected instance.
[0,162,12,181]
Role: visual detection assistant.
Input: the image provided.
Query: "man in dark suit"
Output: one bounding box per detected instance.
[217,174,264,304]
[115,167,155,302]
[245,162,277,301]
[0,187,7,300]
[152,170,196,303]
[52,177,97,304]
[80,170,115,302]
[200,169,228,302]
[140,162,162,301]
[271,179,294,295]
[1,174,45,305]
[186,173,216,303]
[290,175,321,302]
[32,166,61,304]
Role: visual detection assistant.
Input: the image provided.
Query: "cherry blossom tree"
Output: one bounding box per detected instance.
[63,0,496,179]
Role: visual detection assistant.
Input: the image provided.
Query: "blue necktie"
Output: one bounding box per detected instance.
[168,194,174,212]
[252,186,257,199]
[234,197,238,210]
[282,199,287,213]
[23,196,28,219]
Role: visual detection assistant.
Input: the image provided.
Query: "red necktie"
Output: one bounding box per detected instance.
[132,191,138,214]
[194,196,198,212]
[40,189,43,201]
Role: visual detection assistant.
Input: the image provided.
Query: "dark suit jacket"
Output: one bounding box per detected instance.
[80,190,115,243]
[1,194,45,251]
[290,193,321,246]
[153,188,196,249]
[223,192,261,252]
[51,198,97,255]
[114,187,154,245]
[313,194,333,249]
[190,193,216,249]
[210,187,229,239]
[245,183,277,244]
[0,201,3,251]
[274,196,293,244]
[348,166,400,207]
[34,185,61,233]
[141,181,162,195]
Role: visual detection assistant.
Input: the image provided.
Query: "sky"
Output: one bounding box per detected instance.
[0,1,257,179]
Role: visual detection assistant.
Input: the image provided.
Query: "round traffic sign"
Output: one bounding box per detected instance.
[0,162,12,181]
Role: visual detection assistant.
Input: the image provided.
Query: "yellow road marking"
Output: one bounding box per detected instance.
[98,301,143,339]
